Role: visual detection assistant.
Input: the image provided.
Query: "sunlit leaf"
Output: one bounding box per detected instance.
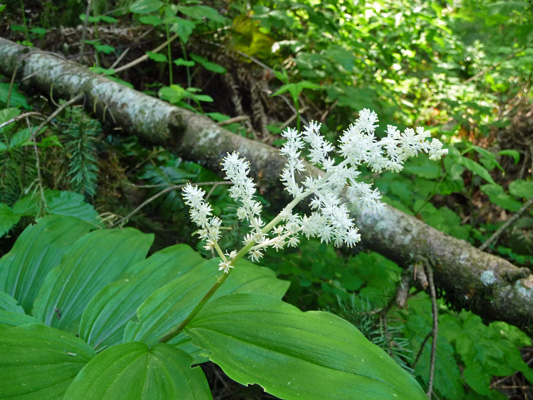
[64,342,211,399]
[187,293,426,400]
[0,324,95,399]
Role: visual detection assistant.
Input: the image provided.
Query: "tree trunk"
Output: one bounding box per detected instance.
[1,37,532,334]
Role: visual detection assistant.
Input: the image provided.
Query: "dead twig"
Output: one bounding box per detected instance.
[216,116,250,127]
[426,266,438,399]
[78,0,92,63]
[114,33,179,73]
[479,198,533,251]
[0,112,42,131]
[32,93,85,138]
[112,181,231,228]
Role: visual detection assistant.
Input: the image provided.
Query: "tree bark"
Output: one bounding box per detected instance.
[1,37,532,334]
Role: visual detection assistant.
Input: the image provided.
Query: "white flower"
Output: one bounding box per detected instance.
[218,259,234,274]
[182,184,222,244]
[182,109,447,272]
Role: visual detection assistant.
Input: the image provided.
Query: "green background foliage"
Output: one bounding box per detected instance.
[0,0,532,398]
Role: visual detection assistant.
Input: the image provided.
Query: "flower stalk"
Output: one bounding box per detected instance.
[161,109,448,342]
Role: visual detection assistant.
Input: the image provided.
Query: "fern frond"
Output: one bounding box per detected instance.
[61,107,99,197]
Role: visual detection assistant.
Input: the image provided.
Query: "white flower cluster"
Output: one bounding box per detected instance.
[182,109,448,272]
[182,184,222,250]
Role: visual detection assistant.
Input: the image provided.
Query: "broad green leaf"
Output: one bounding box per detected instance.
[90,66,116,75]
[13,189,102,226]
[509,179,533,199]
[32,228,153,333]
[0,310,43,327]
[458,156,496,184]
[404,154,441,179]
[64,342,211,400]
[99,15,118,24]
[9,127,32,147]
[0,324,95,399]
[130,0,163,14]
[0,107,20,126]
[80,244,206,348]
[178,5,228,23]
[186,293,426,400]
[0,84,29,109]
[0,291,24,313]
[124,258,289,346]
[169,18,196,43]
[0,215,92,312]
[174,58,195,67]
[159,84,186,104]
[0,203,19,237]
[498,149,520,164]
[139,15,163,26]
[272,81,321,102]
[480,184,522,212]
[95,44,115,54]
[406,313,464,399]
[147,51,167,63]
[471,145,504,172]
[189,54,227,73]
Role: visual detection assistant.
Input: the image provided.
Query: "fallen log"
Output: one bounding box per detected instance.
[1,37,532,334]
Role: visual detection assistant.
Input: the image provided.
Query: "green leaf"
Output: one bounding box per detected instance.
[174,57,195,67]
[80,244,206,348]
[272,81,322,102]
[147,51,168,63]
[0,309,43,328]
[403,154,441,179]
[0,84,29,109]
[64,342,211,399]
[9,128,32,148]
[480,184,522,212]
[0,203,20,237]
[169,18,196,43]
[509,179,533,199]
[124,258,289,346]
[0,216,92,312]
[498,149,520,165]
[0,291,24,313]
[95,44,115,54]
[138,15,163,25]
[186,293,426,400]
[458,156,496,184]
[405,312,465,399]
[129,0,163,14]
[90,66,116,75]
[32,228,153,333]
[471,145,503,172]
[36,133,63,149]
[99,15,118,24]
[30,27,47,35]
[0,324,95,399]
[159,84,186,104]
[0,107,20,126]
[13,189,102,225]
[178,5,228,23]
[189,54,227,73]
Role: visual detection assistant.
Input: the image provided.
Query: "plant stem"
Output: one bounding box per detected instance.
[158,238,257,344]
[165,1,173,85]
[159,271,229,343]
[180,41,192,88]
[159,165,338,343]
[20,0,29,42]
